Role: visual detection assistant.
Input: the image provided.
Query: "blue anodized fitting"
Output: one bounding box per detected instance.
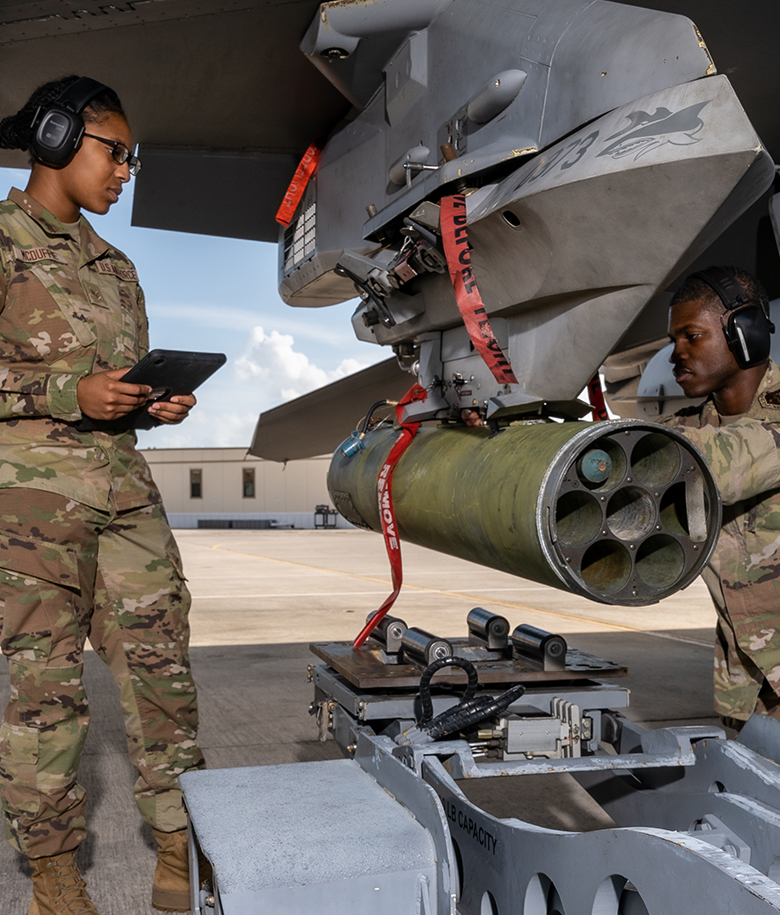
[339,430,366,458]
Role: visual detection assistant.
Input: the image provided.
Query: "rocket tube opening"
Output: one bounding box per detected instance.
[635,535,686,589]
[606,487,657,541]
[630,433,682,488]
[580,541,632,594]
[555,491,602,546]
[659,482,689,535]
[577,437,626,491]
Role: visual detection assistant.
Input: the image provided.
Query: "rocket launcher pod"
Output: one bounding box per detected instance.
[329,419,721,606]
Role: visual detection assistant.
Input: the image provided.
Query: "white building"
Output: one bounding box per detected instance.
[141,447,349,530]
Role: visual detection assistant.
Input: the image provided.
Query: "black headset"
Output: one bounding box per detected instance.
[690,266,775,369]
[28,77,110,168]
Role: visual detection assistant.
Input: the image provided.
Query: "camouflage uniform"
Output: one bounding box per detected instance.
[0,188,204,858]
[662,359,780,721]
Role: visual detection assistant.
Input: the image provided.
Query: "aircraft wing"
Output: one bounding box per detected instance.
[250,357,411,462]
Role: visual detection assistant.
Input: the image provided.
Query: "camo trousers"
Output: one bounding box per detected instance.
[714,611,780,723]
[0,488,205,858]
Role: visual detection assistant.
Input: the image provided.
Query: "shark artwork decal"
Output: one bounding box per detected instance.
[597,101,710,160]
[515,99,712,191]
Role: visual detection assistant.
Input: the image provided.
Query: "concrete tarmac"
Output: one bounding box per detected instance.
[0,528,723,914]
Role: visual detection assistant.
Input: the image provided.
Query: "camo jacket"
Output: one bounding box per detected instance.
[662,359,780,719]
[0,187,161,511]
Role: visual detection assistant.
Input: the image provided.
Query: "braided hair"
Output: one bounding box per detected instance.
[0,75,125,158]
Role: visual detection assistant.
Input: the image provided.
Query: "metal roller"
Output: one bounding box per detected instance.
[329,419,722,606]
[401,627,453,666]
[511,624,567,670]
[366,611,408,653]
[467,607,510,650]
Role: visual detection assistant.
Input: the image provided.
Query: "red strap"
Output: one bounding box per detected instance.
[353,384,427,648]
[275,143,321,227]
[587,373,609,421]
[440,194,519,386]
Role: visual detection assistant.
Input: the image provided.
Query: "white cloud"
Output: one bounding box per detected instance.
[235,326,369,404]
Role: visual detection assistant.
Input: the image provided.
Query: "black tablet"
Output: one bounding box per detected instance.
[76,349,227,432]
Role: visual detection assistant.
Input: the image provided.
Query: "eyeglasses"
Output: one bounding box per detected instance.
[83,133,142,176]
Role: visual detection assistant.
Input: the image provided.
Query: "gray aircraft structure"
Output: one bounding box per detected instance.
[271,0,770,421]
[3,2,780,913]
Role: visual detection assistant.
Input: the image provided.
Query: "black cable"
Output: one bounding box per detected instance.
[361,401,389,435]
[423,683,526,741]
[418,656,479,725]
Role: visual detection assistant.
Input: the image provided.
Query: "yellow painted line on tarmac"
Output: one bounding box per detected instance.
[209,543,711,648]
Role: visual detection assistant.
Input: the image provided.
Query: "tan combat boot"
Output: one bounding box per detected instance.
[151,828,190,912]
[28,850,101,915]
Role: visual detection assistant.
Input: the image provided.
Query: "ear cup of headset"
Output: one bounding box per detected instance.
[27,78,109,169]
[724,305,773,369]
[29,107,86,168]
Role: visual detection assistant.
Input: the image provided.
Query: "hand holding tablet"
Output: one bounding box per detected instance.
[76,349,227,432]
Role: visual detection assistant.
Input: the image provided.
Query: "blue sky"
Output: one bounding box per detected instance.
[0,167,383,450]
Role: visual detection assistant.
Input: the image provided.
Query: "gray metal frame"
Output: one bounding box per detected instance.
[182,653,780,915]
